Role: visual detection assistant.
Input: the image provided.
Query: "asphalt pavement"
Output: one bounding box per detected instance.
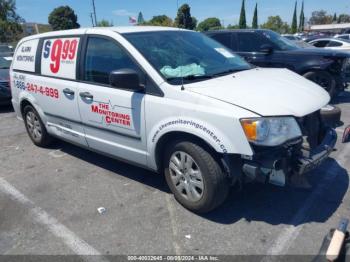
[0,89,349,260]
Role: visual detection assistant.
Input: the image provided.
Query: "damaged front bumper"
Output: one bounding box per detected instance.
[241,127,337,187]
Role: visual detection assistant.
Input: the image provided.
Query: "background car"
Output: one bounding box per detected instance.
[309,38,350,52]
[282,34,302,41]
[206,29,350,98]
[302,32,335,43]
[282,34,312,48]
[335,34,350,40]
[0,56,12,106]
[0,44,14,57]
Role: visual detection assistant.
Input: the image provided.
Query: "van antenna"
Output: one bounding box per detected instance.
[177,0,185,91]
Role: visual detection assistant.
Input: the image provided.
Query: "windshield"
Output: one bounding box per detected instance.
[0,57,11,69]
[123,31,252,84]
[262,30,299,51]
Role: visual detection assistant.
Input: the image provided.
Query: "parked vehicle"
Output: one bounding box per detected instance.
[206,29,350,98]
[11,27,337,213]
[335,34,350,40]
[282,34,302,41]
[0,56,11,105]
[282,34,311,48]
[302,32,334,43]
[0,44,14,57]
[309,38,350,52]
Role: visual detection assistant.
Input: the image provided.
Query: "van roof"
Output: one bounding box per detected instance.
[18,26,188,42]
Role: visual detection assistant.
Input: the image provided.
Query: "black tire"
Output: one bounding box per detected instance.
[164,141,229,213]
[23,105,53,147]
[320,105,342,127]
[303,71,337,98]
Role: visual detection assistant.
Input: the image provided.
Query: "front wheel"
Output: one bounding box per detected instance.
[164,141,229,213]
[303,71,337,98]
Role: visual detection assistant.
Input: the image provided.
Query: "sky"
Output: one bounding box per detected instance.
[16,0,350,27]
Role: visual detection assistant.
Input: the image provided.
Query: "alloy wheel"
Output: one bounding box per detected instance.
[26,111,42,141]
[169,151,204,202]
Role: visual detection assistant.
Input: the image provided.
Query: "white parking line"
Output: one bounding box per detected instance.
[165,194,181,255]
[0,177,108,261]
[265,143,350,256]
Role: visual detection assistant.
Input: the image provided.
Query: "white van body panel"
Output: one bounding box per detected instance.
[145,84,258,169]
[10,27,330,173]
[186,68,330,117]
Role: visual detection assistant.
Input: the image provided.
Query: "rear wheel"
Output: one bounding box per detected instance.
[303,71,337,98]
[23,105,53,147]
[164,141,229,213]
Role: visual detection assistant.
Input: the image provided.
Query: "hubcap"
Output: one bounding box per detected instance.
[169,151,204,202]
[26,111,42,141]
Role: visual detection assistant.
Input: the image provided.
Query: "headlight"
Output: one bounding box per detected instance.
[240,117,302,146]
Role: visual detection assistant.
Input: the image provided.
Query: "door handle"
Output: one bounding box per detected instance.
[79,92,94,100]
[63,88,75,96]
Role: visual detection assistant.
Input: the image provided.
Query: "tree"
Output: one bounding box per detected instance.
[197,17,222,32]
[48,6,80,31]
[261,16,290,34]
[144,15,173,27]
[333,13,337,23]
[252,3,258,29]
[191,17,198,30]
[298,1,305,32]
[291,1,297,34]
[175,4,196,30]
[137,12,145,24]
[0,0,24,42]
[309,10,332,25]
[97,19,113,27]
[227,24,240,29]
[239,0,247,29]
[338,14,350,24]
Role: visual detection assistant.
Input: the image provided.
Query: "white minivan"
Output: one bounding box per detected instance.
[10,27,337,213]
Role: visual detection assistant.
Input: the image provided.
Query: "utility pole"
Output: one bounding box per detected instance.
[90,12,95,27]
[221,19,225,28]
[92,0,98,26]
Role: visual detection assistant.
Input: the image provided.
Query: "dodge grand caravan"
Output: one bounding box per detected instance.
[10,27,337,213]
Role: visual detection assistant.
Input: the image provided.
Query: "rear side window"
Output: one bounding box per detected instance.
[328,41,343,47]
[83,37,140,86]
[12,39,39,72]
[237,32,270,52]
[338,35,349,40]
[312,40,330,48]
[41,37,80,79]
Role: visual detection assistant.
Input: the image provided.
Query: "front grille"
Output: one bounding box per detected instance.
[297,111,322,151]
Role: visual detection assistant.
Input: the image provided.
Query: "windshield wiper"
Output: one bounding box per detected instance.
[211,68,248,77]
[167,75,213,82]
[182,75,212,80]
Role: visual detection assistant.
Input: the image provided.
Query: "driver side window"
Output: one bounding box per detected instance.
[83,37,140,85]
[237,33,271,52]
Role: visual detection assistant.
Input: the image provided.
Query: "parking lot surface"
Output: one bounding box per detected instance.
[0,90,349,258]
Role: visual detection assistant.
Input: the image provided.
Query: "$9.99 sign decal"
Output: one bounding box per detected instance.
[41,38,80,79]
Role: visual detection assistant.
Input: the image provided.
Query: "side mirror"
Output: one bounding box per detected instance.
[260,44,274,54]
[109,69,144,91]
